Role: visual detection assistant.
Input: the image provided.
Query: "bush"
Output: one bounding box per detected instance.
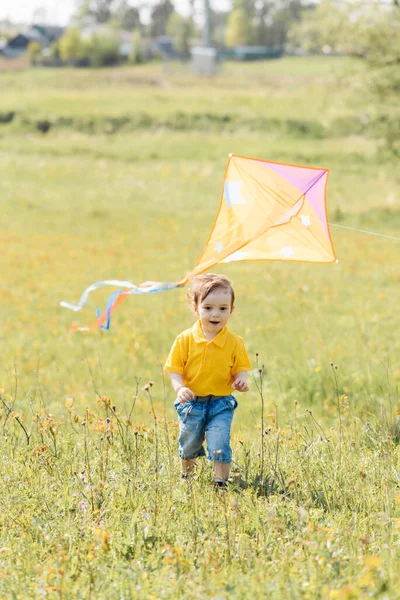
[36,120,51,134]
[84,33,120,67]
[289,1,396,58]
[128,30,144,65]
[366,10,400,154]
[59,28,85,63]
[48,40,61,61]
[166,13,194,57]
[0,111,15,124]
[27,41,42,64]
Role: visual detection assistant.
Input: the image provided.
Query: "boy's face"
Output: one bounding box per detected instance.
[196,287,234,338]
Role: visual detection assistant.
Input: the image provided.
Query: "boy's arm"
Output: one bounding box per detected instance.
[169,372,195,403]
[232,371,249,392]
[232,337,251,392]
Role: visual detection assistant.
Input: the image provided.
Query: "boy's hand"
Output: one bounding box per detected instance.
[232,374,249,392]
[177,387,195,403]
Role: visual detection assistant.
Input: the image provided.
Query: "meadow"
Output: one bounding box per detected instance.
[0,56,399,599]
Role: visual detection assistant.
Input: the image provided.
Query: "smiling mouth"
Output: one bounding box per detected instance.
[210,321,220,325]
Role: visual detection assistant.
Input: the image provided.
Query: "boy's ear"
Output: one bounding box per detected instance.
[230,305,235,313]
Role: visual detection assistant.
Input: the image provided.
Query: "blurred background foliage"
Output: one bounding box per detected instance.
[2,1,397,151]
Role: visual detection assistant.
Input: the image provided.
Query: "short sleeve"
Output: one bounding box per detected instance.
[164,335,186,375]
[231,337,252,375]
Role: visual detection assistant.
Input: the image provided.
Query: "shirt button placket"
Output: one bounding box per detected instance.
[206,345,211,362]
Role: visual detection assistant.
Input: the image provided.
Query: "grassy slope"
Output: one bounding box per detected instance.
[0,57,398,415]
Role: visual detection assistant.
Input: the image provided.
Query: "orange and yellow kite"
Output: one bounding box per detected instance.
[61,154,336,330]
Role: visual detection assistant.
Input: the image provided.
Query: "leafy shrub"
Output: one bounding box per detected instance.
[0,111,15,124]
[289,3,400,153]
[83,33,120,67]
[59,28,85,63]
[36,120,51,134]
[128,29,145,65]
[27,41,42,64]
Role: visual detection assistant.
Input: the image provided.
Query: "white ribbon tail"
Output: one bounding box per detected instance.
[60,280,137,312]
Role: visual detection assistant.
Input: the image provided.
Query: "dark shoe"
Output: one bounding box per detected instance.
[214,479,228,491]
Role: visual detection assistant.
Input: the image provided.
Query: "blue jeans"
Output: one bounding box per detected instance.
[174,394,238,463]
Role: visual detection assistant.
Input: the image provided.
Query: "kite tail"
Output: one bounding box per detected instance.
[61,278,189,331]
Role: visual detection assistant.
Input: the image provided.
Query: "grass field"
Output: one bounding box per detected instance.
[0,56,399,599]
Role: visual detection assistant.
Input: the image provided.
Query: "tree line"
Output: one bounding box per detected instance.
[73,0,306,49]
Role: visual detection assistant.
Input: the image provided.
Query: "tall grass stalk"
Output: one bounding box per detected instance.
[253,354,266,489]
[144,382,159,524]
[331,362,343,468]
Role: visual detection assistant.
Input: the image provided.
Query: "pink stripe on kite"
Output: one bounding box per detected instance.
[259,161,328,230]
[305,171,329,233]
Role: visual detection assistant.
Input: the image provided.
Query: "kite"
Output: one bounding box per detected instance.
[61,153,337,330]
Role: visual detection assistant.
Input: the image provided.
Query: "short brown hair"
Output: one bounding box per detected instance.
[187,274,235,310]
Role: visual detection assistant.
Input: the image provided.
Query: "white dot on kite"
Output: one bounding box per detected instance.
[224,180,246,208]
[301,215,311,227]
[223,250,247,263]
[281,246,295,258]
[215,242,224,253]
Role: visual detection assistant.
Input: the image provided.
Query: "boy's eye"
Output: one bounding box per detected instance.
[221,307,227,311]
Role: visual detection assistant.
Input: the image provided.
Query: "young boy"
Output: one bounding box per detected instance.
[164,273,251,488]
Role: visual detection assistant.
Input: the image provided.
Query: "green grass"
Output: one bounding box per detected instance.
[0,56,399,599]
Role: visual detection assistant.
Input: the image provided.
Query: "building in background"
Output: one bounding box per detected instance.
[1,24,64,58]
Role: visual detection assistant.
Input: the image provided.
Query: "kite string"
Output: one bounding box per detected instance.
[331,223,400,242]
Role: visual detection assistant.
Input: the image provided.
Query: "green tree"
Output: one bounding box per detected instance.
[77,0,120,24]
[366,9,400,154]
[59,28,85,62]
[166,12,194,56]
[251,0,306,47]
[224,8,255,47]
[232,0,255,12]
[289,2,344,53]
[117,4,141,30]
[83,32,120,66]
[51,40,61,60]
[128,29,144,64]
[289,2,400,153]
[254,0,270,46]
[288,1,379,56]
[27,41,42,64]
[209,8,230,47]
[149,0,175,37]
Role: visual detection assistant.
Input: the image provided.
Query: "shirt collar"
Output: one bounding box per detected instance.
[192,320,228,348]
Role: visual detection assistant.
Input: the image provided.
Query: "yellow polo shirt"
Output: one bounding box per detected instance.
[164,321,252,396]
